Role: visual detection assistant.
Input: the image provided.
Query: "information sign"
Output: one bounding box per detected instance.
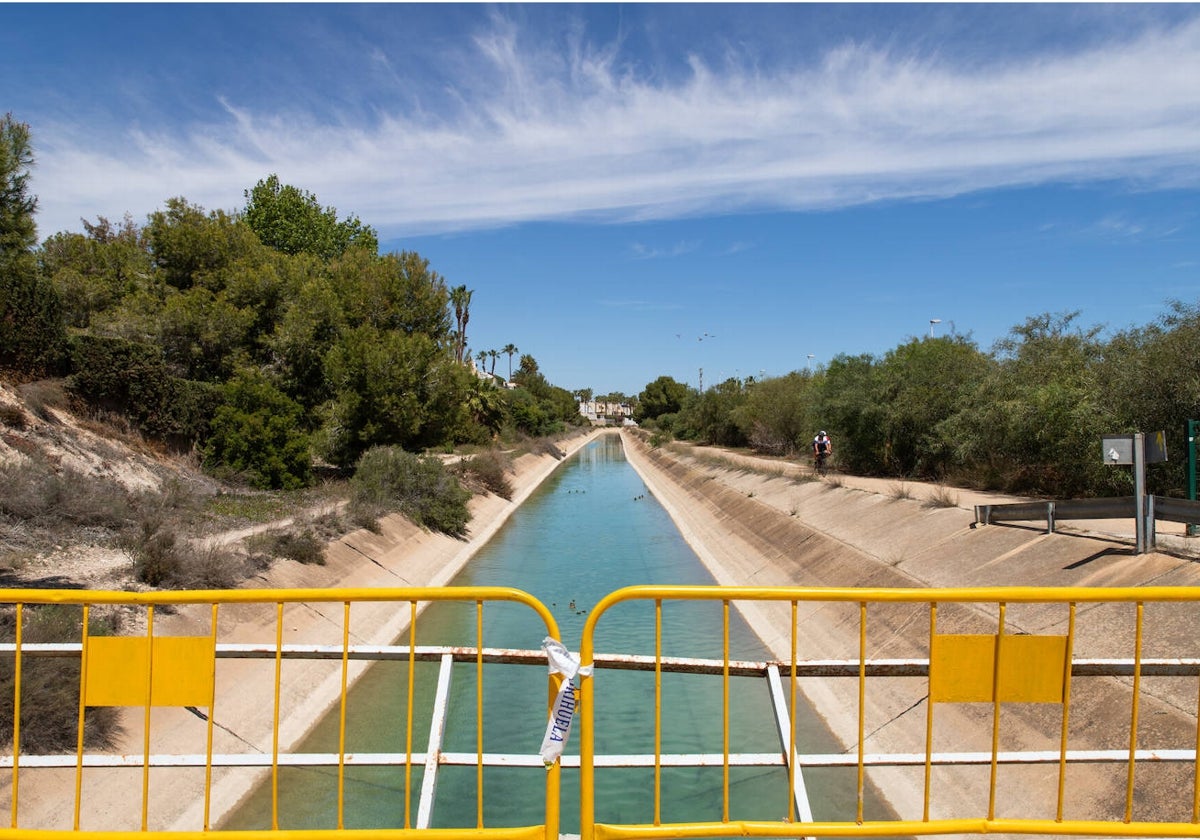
[1102,435,1134,465]
[1102,432,1167,465]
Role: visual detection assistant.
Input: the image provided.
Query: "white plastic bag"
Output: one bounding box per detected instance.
[538,637,593,766]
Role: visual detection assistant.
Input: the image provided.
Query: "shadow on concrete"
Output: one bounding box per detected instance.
[1063,547,1133,570]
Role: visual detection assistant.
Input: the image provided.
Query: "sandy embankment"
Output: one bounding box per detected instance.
[6,429,602,833]
[619,429,1200,827]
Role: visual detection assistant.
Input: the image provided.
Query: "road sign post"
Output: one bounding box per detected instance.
[1102,432,1167,554]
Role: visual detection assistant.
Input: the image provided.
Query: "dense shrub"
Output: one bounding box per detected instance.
[69,333,173,414]
[349,446,471,536]
[203,369,312,490]
[126,518,244,589]
[452,450,514,499]
[0,261,68,379]
[250,529,326,565]
[0,403,24,427]
[68,334,221,447]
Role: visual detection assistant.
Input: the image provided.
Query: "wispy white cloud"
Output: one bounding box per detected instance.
[722,240,758,256]
[1037,211,1189,244]
[29,12,1200,240]
[629,240,701,260]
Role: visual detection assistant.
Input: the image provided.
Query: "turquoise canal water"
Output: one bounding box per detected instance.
[225,433,884,832]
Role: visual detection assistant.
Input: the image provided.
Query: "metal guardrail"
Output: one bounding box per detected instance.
[975,495,1200,547]
[1154,496,1200,525]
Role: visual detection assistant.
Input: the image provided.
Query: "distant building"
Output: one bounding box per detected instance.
[468,357,507,388]
[579,400,634,425]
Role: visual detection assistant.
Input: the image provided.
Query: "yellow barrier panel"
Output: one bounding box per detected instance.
[0,587,562,840]
[83,636,216,707]
[930,633,1068,703]
[579,585,1200,840]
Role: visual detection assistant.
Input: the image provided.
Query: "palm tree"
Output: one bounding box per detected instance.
[502,343,518,382]
[488,349,500,376]
[475,349,487,373]
[450,285,473,364]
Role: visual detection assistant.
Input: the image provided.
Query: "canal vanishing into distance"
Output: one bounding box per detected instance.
[225,433,888,833]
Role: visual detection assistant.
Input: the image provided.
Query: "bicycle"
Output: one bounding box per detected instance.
[814,451,829,477]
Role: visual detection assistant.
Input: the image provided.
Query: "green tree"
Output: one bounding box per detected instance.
[942,312,1114,495]
[332,249,451,340]
[636,375,690,422]
[203,368,312,490]
[320,326,467,467]
[40,215,152,328]
[502,386,550,436]
[680,377,747,446]
[1100,301,1200,495]
[243,174,378,260]
[812,354,886,474]
[463,376,508,440]
[732,371,814,455]
[514,353,540,384]
[267,277,346,413]
[0,114,66,376]
[875,336,991,477]
[156,287,255,381]
[145,198,262,290]
[0,113,36,256]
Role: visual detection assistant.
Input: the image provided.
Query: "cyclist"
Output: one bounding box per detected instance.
[812,431,832,475]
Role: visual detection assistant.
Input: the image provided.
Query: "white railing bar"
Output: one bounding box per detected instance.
[767,664,814,823]
[9,747,1191,771]
[9,643,1199,678]
[416,652,454,829]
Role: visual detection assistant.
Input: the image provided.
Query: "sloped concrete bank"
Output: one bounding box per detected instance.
[620,430,1200,827]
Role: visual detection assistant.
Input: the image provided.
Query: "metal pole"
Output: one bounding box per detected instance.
[1134,432,1146,555]
[1188,420,1198,537]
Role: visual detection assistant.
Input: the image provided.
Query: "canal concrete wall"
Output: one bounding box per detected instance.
[620,429,1200,827]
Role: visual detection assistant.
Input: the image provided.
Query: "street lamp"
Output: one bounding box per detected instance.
[929,318,942,337]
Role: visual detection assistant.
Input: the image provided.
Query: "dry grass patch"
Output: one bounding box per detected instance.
[924,484,960,509]
[0,605,124,753]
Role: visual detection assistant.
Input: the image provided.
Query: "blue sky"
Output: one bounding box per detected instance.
[3,4,1198,396]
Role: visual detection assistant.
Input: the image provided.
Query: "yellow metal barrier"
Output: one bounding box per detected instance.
[0,587,563,840]
[578,585,1200,839]
[7,585,1200,838]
